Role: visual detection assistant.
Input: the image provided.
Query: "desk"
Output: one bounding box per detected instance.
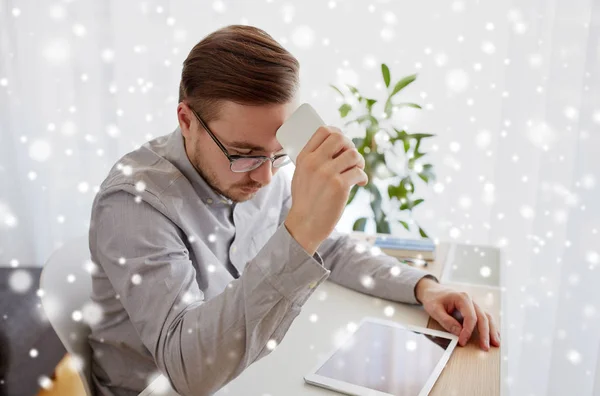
[144,242,503,396]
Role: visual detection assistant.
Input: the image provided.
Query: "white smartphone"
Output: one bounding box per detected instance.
[276,103,325,164]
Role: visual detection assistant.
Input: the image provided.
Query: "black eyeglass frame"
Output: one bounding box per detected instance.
[189,107,290,173]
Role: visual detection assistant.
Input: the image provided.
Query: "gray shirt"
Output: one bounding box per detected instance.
[88,128,432,396]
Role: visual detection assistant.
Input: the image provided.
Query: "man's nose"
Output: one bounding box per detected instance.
[249,159,273,185]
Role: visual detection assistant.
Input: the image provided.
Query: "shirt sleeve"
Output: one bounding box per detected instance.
[89,189,330,396]
[279,193,436,305]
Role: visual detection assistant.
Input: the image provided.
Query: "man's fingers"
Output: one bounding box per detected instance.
[474,303,490,351]
[455,293,477,347]
[430,306,463,337]
[487,312,501,347]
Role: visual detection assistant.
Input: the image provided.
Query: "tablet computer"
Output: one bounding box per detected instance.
[304,317,458,396]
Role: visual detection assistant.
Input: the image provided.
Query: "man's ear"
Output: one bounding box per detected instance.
[177,102,193,139]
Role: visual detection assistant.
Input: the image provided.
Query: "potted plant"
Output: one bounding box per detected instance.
[331,64,436,238]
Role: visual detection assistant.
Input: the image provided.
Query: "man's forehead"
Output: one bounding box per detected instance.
[217,101,298,152]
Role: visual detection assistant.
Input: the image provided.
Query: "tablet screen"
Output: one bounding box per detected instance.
[315,321,452,396]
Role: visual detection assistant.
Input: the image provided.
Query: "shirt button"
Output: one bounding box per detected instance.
[206,198,213,204]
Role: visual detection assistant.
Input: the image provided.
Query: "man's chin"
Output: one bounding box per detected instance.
[222,186,260,203]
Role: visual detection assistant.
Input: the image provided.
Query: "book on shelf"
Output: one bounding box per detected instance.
[350,232,436,261]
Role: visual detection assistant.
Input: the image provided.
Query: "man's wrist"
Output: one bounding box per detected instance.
[284,217,319,256]
[415,276,440,304]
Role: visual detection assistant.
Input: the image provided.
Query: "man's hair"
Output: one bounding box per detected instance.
[179,25,300,122]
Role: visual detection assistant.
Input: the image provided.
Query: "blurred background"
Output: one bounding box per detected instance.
[1,0,599,395]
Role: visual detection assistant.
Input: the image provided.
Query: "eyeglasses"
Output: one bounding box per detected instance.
[189,107,291,173]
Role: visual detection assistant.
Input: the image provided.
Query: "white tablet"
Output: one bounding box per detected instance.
[305,317,458,396]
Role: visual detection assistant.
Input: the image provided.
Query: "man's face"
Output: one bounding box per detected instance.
[178,99,298,203]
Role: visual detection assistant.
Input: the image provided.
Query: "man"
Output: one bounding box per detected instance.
[88,25,500,396]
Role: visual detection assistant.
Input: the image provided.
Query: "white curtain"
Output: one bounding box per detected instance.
[1,0,598,394]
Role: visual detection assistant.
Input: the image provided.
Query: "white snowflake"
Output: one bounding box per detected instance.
[458,195,472,209]
[43,39,70,64]
[583,305,596,318]
[434,53,448,67]
[292,26,315,48]
[480,266,492,278]
[135,181,146,192]
[82,302,104,326]
[449,227,461,239]
[476,129,492,148]
[433,182,445,194]
[281,4,295,23]
[564,106,579,120]
[72,310,83,322]
[9,270,32,293]
[586,251,599,265]
[38,376,53,390]
[29,140,52,162]
[451,1,465,12]
[49,5,66,20]
[360,275,375,289]
[566,349,581,365]
[481,41,496,54]
[384,306,395,317]
[266,339,277,350]
[380,27,395,42]
[520,205,535,219]
[445,69,470,93]
[72,24,87,37]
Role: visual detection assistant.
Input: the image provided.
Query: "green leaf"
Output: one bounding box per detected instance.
[368,184,384,222]
[355,114,379,127]
[330,84,345,98]
[388,177,412,201]
[384,99,393,118]
[418,164,436,184]
[413,152,427,161]
[391,74,417,97]
[412,198,424,208]
[390,129,411,153]
[352,137,364,148]
[403,139,410,153]
[376,219,391,234]
[418,227,429,238]
[365,98,377,113]
[398,220,410,231]
[353,217,368,232]
[338,103,352,118]
[381,64,391,88]
[394,102,422,109]
[346,84,362,100]
[347,184,359,205]
[410,133,435,139]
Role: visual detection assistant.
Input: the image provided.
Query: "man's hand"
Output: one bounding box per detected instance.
[285,126,368,255]
[415,277,501,351]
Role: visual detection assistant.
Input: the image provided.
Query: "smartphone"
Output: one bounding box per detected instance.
[276,103,325,164]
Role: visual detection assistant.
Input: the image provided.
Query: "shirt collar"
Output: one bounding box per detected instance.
[163,127,234,207]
